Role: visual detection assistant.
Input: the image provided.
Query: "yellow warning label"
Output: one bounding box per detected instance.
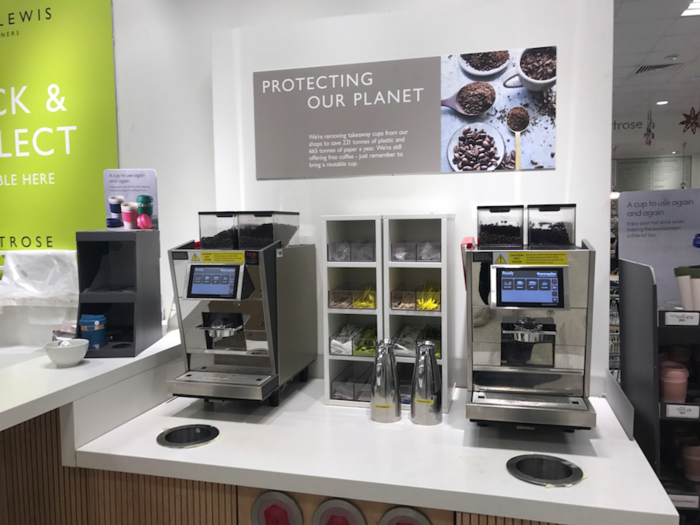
[373,404,393,410]
[494,254,507,264]
[508,252,568,266]
[191,253,200,262]
[415,398,435,405]
[200,251,245,264]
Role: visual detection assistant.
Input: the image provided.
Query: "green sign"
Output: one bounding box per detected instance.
[0,0,118,250]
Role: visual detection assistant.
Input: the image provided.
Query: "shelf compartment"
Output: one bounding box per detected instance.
[331,362,372,402]
[391,323,442,359]
[390,283,441,312]
[391,243,417,262]
[329,324,377,357]
[327,242,352,262]
[328,283,376,310]
[326,242,376,263]
[351,243,375,262]
[77,239,137,293]
[391,242,442,262]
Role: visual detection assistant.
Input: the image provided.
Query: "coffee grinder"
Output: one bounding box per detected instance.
[168,211,317,406]
[461,241,597,430]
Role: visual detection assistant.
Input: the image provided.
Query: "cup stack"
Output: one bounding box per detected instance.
[108,196,124,228]
[684,443,700,482]
[121,202,139,230]
[660,361,689,403]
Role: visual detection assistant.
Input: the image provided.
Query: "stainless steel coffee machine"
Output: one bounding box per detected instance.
[462,242,597,429]
[167,211,317,406]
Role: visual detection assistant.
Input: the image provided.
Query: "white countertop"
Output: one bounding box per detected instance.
[0,331,182,432]
[76,379,677,525]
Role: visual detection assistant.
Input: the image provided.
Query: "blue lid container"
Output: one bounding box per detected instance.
[694,234,700,249]
[79,314,106,349]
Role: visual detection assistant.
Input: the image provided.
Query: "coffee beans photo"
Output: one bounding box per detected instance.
[520,47,557,81]
[457,82,496,115]
[507,106,530,132]
[441,46,557,173]
[451,126,501,172]
[460,51,509,72]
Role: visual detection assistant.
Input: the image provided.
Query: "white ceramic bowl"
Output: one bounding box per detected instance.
[45,339,89,367]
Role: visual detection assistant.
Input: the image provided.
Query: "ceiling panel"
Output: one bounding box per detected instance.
[613,65,639,78]
[615,36,662,54]
[615,0,688,22]
[615,18,675,38]
[613,52,650,67]
[665,16,700,36]
[653,33,700,53]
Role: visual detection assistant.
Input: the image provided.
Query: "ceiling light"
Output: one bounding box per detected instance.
[610,191,621,200]
[682,0,700,16]
[673,151,677,154]
[657,100,669,105]
[666,54,680,61]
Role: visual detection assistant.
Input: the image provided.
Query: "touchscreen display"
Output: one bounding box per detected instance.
[187,265,240,299]
[497,267,563,308]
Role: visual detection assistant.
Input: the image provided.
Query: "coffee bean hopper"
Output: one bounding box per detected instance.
[461,240,596,430]
[168,211,317,406]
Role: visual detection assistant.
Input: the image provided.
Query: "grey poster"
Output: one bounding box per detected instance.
[441,48,557,172]
[619,189,700,307]
[254,58,441,180]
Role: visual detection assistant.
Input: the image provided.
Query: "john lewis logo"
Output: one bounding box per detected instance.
[0,7,52,39]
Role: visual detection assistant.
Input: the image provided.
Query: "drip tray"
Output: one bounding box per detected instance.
[157,425,219,449]
[507,454,583,487]
[472,391,589,411]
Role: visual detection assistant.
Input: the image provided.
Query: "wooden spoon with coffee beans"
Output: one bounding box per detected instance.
[506,106,530,170]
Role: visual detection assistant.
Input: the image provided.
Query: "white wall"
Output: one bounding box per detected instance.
[212,0,614,392]
[110,0,447,315]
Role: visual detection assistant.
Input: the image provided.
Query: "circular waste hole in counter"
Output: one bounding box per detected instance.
[506,454,583,487]
[156,425,219,449]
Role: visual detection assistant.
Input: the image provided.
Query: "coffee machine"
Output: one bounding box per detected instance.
[462,242,597,429]
[168,211,317,406]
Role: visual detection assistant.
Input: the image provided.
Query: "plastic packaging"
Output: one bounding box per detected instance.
[327,242,351,262]
[0,251,78,307]
[417,242,441,262]
[351,243,375,262]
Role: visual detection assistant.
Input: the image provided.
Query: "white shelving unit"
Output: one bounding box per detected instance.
[321,214,453,412]
[383,214,453,413]
[322,215,383,408]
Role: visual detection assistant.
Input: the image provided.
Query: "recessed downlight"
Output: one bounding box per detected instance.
[657,100,669,105]
[673,151,677,154]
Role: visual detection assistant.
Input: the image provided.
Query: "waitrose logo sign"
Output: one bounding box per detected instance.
[0,7,52,37]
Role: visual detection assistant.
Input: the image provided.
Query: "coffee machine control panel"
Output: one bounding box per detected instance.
[490,265,568,310]
[186,264,244,300]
